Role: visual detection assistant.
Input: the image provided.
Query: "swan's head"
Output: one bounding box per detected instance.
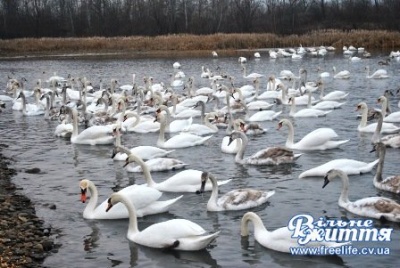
[322,169,343,188]
[79,179,90,203]
[124,153,141,167]
[377,96,386,104]
[288,97,294,104]
[196,172,210,194]
[112,123,121,137]
[277,119,289,130]
[370,142,385,154]
[356,102,367,112]
[106,193,120,212]
[384,89,394,97]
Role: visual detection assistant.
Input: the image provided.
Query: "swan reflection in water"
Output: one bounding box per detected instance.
[129,241,218,267]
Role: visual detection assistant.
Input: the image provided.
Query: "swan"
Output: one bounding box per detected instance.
[125,157,187,172]
[242,65,264,80]
[306,88,345,110]
[235,119,267,135]
[238,57,247,63]
[322,169,400,222]
[122,111,160,133]
[247,108,282,122]
[106,192,219,250]
[288,96,332,118]
[228,131,301,165]
[318,81,349,101]
[196,172,275,211]
[79,179,182,219]
[370,110,400,147]
[124,152,231,192]
[212,51,218,57]
[356,102,400,134]
[240,212,349,253]
[156,113,212,149]
[221,115,242,154]
[16,91,45,116]
[365,66,389,79]
[277,119,349,151]
[371,142,400,193]
[377,95,400,123]
[111,143,174,161]
[332,67,350,79]
[156,105,193,133]
[299,158,379,178]
[181,112,219,136]
[61,106,115,145]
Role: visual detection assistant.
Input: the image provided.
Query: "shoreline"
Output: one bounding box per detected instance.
[0,145,59,268]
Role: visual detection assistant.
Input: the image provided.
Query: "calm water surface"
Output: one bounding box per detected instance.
[0,52,399,268]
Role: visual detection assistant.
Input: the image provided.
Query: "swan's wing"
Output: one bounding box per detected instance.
[299,159,374,178]
[218,189,274,210]
[163,169,203,186]
[77,125,113,140]
[249,147,297,165]
[297,128,338,147]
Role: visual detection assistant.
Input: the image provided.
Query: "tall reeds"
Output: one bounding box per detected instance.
[0,30,399,56]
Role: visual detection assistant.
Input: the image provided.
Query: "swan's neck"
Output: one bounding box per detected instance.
[157,116,166,147]
[338,173,351,205]
[381,99,387,118]
[44,97,50,119]
[254,81,260,98]
[372,113,383,143]
[71,108,79,137]
[132,154,156,187]
[199,101,206,122]
[118,194,139,235]
[241,212,268,236]
[160,105,172,132]
[207,175,220,209]
[289,99,296,115]
[319,84,325,99]
[375,146,385,183]
[285,121,295,146]
[359,107,368,128]
[20,93,27,115]
[204,115,218,131]
[84,181,99,217]
[306,91,312,108]
[235,132,248,163]
[115,129,122,147]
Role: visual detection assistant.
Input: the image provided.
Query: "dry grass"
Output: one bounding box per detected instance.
[0,30,399,57]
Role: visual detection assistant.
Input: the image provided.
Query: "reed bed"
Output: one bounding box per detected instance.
[0,30,399,57]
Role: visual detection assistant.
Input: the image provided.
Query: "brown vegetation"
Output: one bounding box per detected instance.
[1,30,399,58]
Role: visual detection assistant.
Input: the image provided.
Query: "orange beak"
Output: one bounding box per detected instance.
[80,188,87,203]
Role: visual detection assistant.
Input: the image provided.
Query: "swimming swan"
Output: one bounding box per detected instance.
[240,212,349,253]
[196,172,275,211]
[106,192,220,250]
[79,179,182,219]
[277,119,349,150]
[299,158,379,178]
[322,169,400,222]
[62,106,115,145]
[370,142,400,193]
[124,152,231,192]
[156,113,213,149]
[228,131,302,165]
[356,102,400,134]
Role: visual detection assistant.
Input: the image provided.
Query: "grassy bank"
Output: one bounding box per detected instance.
[0,30,399,58]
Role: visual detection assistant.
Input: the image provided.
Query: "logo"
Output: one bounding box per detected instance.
[287,214,393,245]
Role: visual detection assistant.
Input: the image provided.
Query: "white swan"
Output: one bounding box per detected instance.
[288,96,332,118]
[318,81,349,101]
[365,66,389,79]
[332,66,350,79]
[377,95,400,123]
[370,110,400,147]
[125,157,187,173]
[356,102,400,134]
[371,142,400,193]
[242,65,264,80]
[106,192,219,250]
[277,119,349,150]
[196,172,275,211]
[307,88,345,110]
[240,212,349,253]
[299,158,379,178]
[124,152,231,192]
[322,169,400,222]
[16,91,45,116]
[54,118,73,138]
[181,111,219,136]
[122,111,160,133]
[156,105,193,133]
[62,106,115,145]
[112,144,174,161]
[235,119,266,135]
[79,179,182,219]
[228,131,302,165]
[156,113,212,149]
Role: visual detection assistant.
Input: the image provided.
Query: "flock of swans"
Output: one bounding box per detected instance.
[1,48,400,257]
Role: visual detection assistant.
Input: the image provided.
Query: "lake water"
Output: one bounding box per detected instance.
[0,51,399,268]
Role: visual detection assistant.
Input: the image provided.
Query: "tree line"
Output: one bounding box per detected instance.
[1,0,399,39]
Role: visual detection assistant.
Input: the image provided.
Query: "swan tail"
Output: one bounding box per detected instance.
[140,195,183,216]
[177,231,220,251]
[359,159,379,173]
[199,135,213,144]
[265,190,275,199]
[293,153,302,160]
[217,179,233,186]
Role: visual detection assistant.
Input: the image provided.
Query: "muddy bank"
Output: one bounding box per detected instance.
[0,144,60,268]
